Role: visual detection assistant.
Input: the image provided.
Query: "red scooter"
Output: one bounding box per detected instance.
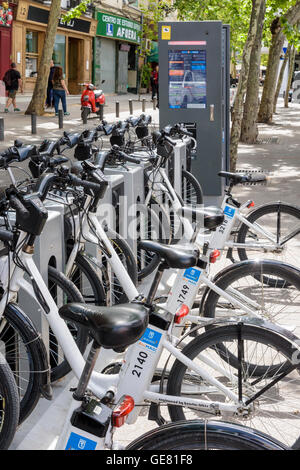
[80,80,106,121]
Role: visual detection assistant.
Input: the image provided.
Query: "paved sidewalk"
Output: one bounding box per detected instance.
[7,99,300,449]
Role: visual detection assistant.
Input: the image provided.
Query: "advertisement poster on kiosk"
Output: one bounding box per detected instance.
[168,49,207,109]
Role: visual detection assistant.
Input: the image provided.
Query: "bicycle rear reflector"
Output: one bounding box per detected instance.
[112,395,135,427]
[175,304,189,324]
[209,249,221,263]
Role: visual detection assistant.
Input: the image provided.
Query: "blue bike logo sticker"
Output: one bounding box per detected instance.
[224,206,236,219]
[183,267,201,285]
[65,432,97,450]
[139,328,162,352]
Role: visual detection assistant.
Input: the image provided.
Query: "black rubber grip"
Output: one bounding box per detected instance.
[0,229,14,242]
[9,195,30,219]
[118,150,141,164]
[69,174,101,193]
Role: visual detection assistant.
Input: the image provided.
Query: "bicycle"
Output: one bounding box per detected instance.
[53,311,288,450]
[2,164,300,447]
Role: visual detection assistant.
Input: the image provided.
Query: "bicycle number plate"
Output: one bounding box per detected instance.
[166,267,202,315]
[209,204,236,250]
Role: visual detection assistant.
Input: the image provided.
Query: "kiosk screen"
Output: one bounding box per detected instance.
[168,50,207,109]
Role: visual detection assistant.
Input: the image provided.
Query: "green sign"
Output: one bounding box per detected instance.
[96,11,141,44]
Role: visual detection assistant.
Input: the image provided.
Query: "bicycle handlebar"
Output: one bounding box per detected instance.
[9,194,30,219]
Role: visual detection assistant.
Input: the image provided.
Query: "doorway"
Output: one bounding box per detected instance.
[0,27,12,83]
[68,37,83,94]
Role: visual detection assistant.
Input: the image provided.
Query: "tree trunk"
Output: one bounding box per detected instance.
[25,0,61,115]
[240,0,266,143]
[258,1,300,123]
[230,0,263,171]
[257,19,284,123]
[273,43,291,113]
[284,46,296,107]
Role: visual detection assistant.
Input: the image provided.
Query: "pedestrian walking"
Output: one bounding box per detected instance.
[2,62,23,113]
[52,66,70,116]
[154,65,159,108]
[150,65,158,100]
[46,59,55,109]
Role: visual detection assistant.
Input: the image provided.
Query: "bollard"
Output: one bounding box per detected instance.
[31,113,37,135]
[142,98,146,113]
[58,109,63,129]
[129,99,133,115]
[82,107,88,125]
[0,118,4,141]
[99,104,104,121]
[153,97,157,110]
[116,101,120,118]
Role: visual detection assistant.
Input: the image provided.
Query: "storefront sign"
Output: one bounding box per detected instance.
[0,2,13,27]
[26,6,91,33]
[97,11,141,44]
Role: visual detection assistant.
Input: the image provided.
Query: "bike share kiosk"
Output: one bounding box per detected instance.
[158,21,231,204]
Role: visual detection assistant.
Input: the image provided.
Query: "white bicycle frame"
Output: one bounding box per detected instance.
[63,195,139,303]
[0,232,259,441]
[144,157,290,257]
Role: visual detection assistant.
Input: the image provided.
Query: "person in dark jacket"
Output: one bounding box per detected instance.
[46,60,55,108]
[2,63,23,113]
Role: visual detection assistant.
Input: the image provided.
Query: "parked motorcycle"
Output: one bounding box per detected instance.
[80,80,105,121]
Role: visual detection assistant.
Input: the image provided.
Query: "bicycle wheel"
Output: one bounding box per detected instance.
[167,323,300,448]
[137,201,171,281]
[48,266,89,382]
[126,419,287,450]
[98,228,138,304]
[0,351,19,449]
[237,202,300,286]
[68,252,106,306]
[202,259,300,341]
[0,304,45,424]
[181,169,203,206]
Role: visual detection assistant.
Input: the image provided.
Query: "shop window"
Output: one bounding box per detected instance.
[53,34,66,73]
[26,31,39,78]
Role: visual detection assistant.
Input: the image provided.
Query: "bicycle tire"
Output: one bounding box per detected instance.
[0,304,45,424]
[0,351,19,449]
[137,201,171,280]
[48,266,89,383]
[99,228,138,304]
[181,169,203,206]
[201,259,300,373]
[126,419,287,450]
[69,252,106,306]
[237,202,300,287]
[166,322,300,448]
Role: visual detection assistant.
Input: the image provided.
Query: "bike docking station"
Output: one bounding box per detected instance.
[158,20,231,205]
[85,173,125,301]
[18,205,65,359]
[103,164,145,258]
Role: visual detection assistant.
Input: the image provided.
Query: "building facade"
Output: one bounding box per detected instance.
[93,0,142,94]
[11,0,97,93]
[0,1,14,82]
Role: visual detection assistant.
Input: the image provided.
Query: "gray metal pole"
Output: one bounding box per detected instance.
[0,118,4,141]
[99,104,104,120]
[116,101,120,118]
[142,98,146,113]
[31,113,37,135]
[58,109,63,129]
[129,99,133,115]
